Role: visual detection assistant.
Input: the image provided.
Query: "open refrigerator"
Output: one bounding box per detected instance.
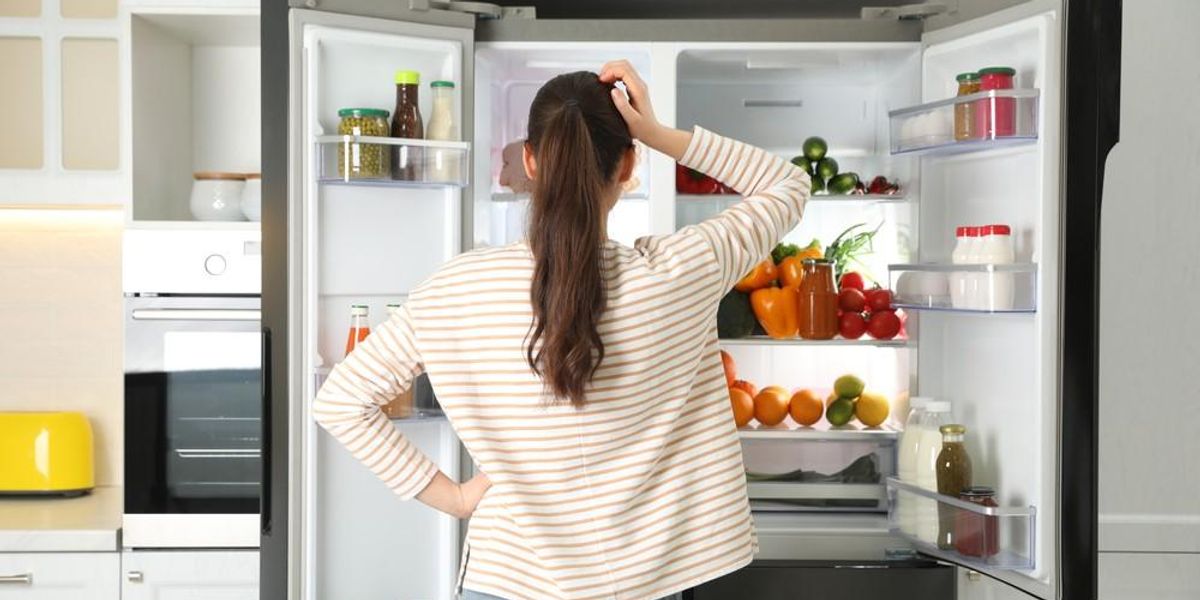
[260,1,1114,598]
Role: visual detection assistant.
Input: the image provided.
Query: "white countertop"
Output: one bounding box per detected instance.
[0,486,121,552]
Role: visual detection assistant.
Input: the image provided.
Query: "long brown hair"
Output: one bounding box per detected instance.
[524,71,633,406]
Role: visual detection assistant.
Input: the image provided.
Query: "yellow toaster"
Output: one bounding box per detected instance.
[0,412,94,496]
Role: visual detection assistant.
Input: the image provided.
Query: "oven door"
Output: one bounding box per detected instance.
[123,295,262,548]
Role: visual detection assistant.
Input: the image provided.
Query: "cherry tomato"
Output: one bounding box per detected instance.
[867,311,901,340]
[839,272,865,291]
[838,288,866,312]
[866,288,893,313]
[839,312,868,339]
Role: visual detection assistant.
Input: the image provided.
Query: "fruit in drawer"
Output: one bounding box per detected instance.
[720,350,737,387]
[855,391,890,428]
[729,387,755,428]
[753,386,791,427]
[788,389,824,426]
[833,374,866,400]
[826,397,856,427]
[731,379,758,398]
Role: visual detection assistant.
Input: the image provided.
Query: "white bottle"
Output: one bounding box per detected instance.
[897,397,932,537]
[958,226,983,309]
[913,400,951,545]
[949,227,969,309]
[978,224,1015,311]
[426,81,459,183]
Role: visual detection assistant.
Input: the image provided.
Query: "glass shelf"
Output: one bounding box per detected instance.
[740,420,900,441]
[889,89,1039,156]
[315,134,470,187]
[312,366,443,421]
[677,192,909,204]
[721,335,910,347]
[887,477,1036,570]
[889,263,1037,313]
[491,191,648,203]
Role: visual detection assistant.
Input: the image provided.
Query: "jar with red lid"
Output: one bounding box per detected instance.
[954,486,1000,558]
[974,66,1017,139]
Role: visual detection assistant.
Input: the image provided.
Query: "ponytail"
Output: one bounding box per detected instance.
[524,72,632,406]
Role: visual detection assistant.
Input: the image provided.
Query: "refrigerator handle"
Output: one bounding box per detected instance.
[260,326,272,535]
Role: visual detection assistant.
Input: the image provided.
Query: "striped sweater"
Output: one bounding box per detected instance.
[313,126,811,599]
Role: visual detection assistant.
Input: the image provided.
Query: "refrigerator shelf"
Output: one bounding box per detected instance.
[889,263,1037,313]
[886,477,1036,570]
[491,191,648,203]
[677,193,910,204]
[740,420,900,441]
[889,89,1039,156]
[721,335,910,348]
[315,135,470,187]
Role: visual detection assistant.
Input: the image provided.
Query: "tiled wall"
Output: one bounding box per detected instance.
[0,207,123,486]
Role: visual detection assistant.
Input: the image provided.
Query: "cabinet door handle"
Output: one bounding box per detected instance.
[0,573,32,584]
[126,571,144,583]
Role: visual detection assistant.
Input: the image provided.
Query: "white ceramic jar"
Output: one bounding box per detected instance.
[241,173,261,221]
[190,172,246,221]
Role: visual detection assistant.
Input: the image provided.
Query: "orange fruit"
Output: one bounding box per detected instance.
[720,350,737,387]
[729,387,754,428]
[789,389,824,426]
[754,386,791,426]
[731,379,758,398]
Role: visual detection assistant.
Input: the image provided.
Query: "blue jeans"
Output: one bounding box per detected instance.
[463,590,680,600]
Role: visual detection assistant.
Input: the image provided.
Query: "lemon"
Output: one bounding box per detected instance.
[827,398,856,427]
[834,374,865,399]
[855,391,890,428]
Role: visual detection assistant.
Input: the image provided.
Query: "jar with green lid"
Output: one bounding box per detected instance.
[336,108,390,179]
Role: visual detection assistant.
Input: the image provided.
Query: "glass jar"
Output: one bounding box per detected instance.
[935,424,973,550]
[337,108,391,180]
[975,66,1017,139]
[797,258,838,340]
[391,70,424,181]
[426,80,460,184]
[955,486,1000,558]
[953,72,981,141]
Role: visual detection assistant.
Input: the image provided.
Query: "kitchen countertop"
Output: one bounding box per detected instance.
[0,486,121,552]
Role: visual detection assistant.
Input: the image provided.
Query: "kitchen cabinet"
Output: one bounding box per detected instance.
[0,552,119,599]
[121,550,258,600]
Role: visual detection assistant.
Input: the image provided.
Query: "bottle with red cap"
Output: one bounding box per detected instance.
[949,226,972,309]
[977,224,1015,310]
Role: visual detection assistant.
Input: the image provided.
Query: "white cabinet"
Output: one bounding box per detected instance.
[0,553,119,599]
[121,550,258,600]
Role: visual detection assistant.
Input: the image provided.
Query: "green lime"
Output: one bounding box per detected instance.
[791,156,814,175]
[802,136,827,162]
[816,157,839,181]
[827,172,859,195]
[810,175,826,195]
[834,374,865,399]
[827,397,856,427]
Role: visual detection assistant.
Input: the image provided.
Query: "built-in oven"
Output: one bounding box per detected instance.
[122,228,262,548]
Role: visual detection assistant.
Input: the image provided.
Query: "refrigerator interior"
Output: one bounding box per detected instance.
[298,21,466,600]
[474,44,655,248]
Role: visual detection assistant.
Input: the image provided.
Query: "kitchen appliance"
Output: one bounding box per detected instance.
[0,412,95,496]
[123,227,263,548]
[260,1,1118,599]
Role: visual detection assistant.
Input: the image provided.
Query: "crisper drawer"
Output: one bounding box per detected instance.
[740,424,898,512]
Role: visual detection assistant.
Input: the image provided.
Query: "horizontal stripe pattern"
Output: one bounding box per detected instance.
[312,126,809,599]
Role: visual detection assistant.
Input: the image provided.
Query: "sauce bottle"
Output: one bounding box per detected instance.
[935,424,973,550]
[953,72,981,141]
[391,70,424,181]
[797,258,838,340]
[344,304,370,357]
[426,80,459,184]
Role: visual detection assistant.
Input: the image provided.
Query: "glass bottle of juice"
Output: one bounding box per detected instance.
[935,424,973,550]
[344,304,371,357]
[391,70,424,181]
[797,258,838,339]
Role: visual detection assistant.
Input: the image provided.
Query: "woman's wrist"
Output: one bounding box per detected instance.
[642,125,692,163]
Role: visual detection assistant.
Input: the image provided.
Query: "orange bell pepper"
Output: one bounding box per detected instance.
[796,239,825,262]
[778,256,805,290]
[750,286,799,339]
[734,259,778,292]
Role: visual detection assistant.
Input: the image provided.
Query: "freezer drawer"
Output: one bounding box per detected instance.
[685,559,955,600]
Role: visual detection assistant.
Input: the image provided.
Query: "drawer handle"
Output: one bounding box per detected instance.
[0,573,32,584]
[127,571,144,583]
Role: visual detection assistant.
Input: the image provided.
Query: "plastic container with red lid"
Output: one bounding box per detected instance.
[975,66,1017,138]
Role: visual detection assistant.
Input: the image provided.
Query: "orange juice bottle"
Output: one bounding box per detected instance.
[344,304,370,357]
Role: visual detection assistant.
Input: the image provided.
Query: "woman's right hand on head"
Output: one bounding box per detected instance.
[600,60,693,162]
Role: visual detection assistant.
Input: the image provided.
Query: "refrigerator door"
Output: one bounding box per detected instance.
[262,4,475,600]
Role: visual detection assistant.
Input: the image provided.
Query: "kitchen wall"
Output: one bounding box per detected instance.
[0,207,123,486]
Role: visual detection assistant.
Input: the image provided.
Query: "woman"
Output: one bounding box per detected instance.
[313,61,811,600]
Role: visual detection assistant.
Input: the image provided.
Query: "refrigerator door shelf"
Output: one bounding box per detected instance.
[888,89,1040,156]
[677,193,911,205]
[886,477,1036,571]
[889,263,1037,313]
[490,191,649,203]
[316,135,471,187]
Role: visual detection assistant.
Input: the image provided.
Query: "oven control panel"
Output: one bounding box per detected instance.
[123,228,262,294]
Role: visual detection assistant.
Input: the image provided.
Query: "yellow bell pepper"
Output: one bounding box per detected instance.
[750,286,799,339]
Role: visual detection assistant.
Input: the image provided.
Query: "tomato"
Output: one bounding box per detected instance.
[839,312,867,339]
[867,311,901,340]
[866,288,893,313]
[838,288,866,312]
[839,272,865,291]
